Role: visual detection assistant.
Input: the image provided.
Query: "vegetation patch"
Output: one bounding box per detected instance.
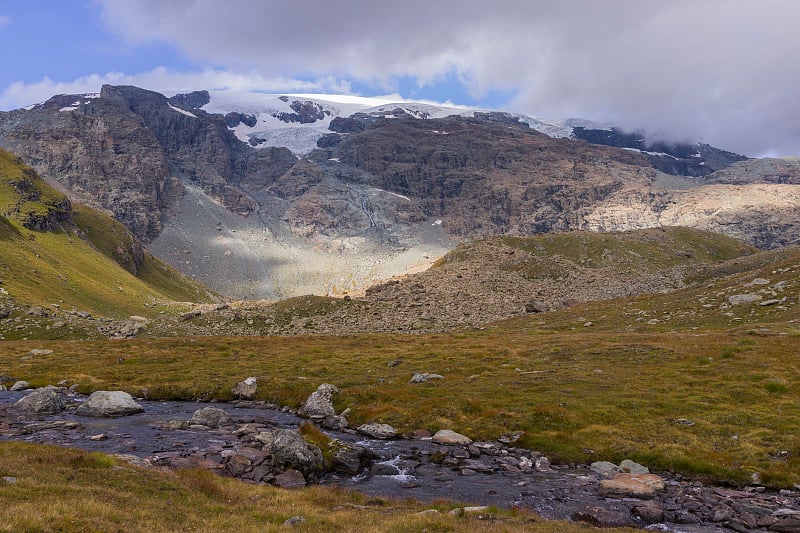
[0,442,600,532]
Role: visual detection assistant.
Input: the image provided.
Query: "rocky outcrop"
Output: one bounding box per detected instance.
[272,100,330,124]
[571,126,747,177]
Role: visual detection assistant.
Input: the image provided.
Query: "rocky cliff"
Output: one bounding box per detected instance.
[0,86,798,298]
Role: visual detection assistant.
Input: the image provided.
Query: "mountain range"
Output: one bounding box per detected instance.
[1,84,799,299]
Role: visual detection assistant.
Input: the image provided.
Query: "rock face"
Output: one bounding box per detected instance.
[75,391,144,417]
[3,85,800,300]
[15,387,66,414]
[298,384,339,419]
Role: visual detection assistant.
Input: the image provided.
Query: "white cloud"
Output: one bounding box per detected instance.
[91,0,800,156]
[0,15,10,28]
[0,67,351,110]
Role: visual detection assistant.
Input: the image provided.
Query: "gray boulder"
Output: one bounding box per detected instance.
[298,383,339,419]
[10,381,31,391]
[357,422,398,440]
[231,377,258,399]
[75,391,144,417]
[188,406,232,428]
[15,386,67,414]
[257,428,324,478]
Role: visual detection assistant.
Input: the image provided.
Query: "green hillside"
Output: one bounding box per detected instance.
[0,148,215,323]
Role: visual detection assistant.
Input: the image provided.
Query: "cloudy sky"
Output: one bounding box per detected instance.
[0,0,798,157]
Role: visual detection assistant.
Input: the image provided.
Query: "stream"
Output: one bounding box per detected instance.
[1,390,798,532]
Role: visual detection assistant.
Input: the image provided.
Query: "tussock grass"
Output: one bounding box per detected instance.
[0,442,606,532]
[2,327,799,487]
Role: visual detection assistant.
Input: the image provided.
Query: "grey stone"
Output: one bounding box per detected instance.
[231,377,258,399]
[619,459,649,474]
[332,445,365,475]
[9,381,31,391]
[2,477,18,485]
[259,429,324,478]
[357,423,398,440]
[590,460,618,476]
[410,373,444,383]
[432,429,472,445]
[321,414,348,431]
[188,407,232,429]
[14,387,66,414]
[75,391,144,417]
[27,349,53,356]
[297,383,339,419]
[729,293,762,305]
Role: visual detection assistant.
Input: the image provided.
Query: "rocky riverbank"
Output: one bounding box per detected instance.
[1,387,799,531]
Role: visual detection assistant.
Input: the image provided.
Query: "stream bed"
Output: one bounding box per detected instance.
[1,390,798,532]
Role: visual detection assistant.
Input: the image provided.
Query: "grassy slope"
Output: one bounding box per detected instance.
[0,443,608,533]
[0,148,213,318]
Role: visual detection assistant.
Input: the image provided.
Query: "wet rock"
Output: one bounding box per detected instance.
[771,517,800,532]
[225,454,252,477]
[432,429,472,445]
[409,373,444,383]
[158,420,190,430]
[189,407,232,428]
[259,429,324,478]
[462,459,494,473]
[231,377,257,400]
[298,383,339,419]
[274,469,306,488]
[599,473,665,499]
[357,423,398,440]
[75,391,144,417]
[10,381,31,391]
[574,506,636,528]
[372,463,400,476]
[321,414,348,430]
[332,445,365,475]
[632,501,664,524]
[15,386,66,414]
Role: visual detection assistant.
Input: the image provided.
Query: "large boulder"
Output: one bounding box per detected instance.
[231,377,258,400]
[298,383,339,419]
[15,386,67,414]
[75,391,144,417]
[357,423,398,440]
[188,406,232,428]
[256,429,324,479]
